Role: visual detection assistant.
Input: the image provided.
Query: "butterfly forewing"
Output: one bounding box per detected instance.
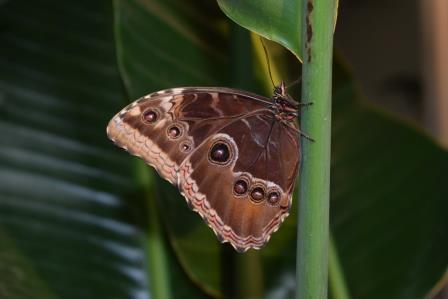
[106,87,300,252]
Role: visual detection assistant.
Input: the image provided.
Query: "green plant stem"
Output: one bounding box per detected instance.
[328,236,351,299]
[296,0,335,298]
[136,162,172,299]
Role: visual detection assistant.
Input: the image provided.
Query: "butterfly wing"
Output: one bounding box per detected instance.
[178,113,300,251]
[107,88,271,184]
[107,88,300,251]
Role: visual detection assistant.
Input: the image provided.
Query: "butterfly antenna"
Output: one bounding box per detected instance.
[260,37,276,88]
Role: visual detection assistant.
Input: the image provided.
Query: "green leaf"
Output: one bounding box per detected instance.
[330,64,448,299]
[115,0,228,98]
[217,0,303,59]
[217,0,338,60]
[0,1,148,298]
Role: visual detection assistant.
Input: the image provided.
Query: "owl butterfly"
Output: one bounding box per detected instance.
[106,83,301,252]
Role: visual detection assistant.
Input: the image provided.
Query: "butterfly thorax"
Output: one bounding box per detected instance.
[271,81,298,122]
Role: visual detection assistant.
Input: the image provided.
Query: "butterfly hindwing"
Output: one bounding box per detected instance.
[107,87,300,251]
[178,115,300,251]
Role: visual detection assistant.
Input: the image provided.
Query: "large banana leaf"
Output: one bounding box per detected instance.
[0,1,147,298]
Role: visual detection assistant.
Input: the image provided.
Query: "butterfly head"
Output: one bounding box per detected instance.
[273,81,287,98]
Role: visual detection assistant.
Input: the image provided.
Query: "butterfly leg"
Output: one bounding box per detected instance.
[298,130,315,142]
[283,121,315,142]
[297,101,313,107]
[285,94,313,108]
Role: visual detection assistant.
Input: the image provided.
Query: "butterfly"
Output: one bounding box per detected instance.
[106,82,304,252]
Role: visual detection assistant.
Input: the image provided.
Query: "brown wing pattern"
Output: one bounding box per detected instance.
[178,115,300,251]
[106,87,300,251]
